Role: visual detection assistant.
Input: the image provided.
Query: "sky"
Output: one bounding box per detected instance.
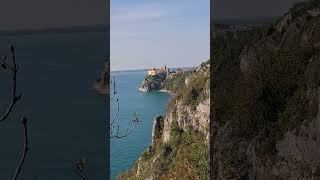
[110,0,210,71]
[0,0,107,31]
[214,0,300,20]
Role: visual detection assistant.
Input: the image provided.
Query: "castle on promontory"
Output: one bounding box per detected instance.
[147,65,183,76]
[147,65,169,76]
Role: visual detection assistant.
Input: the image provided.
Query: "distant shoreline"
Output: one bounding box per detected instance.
[0,24,108,36]
[111,67,195,73]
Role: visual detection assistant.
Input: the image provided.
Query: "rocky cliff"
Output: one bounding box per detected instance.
[94,57,109,94]
[211,1,320,179]
[139,73,167,92]
[118,61,210,179]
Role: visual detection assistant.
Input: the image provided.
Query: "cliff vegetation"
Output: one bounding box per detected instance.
[118,61,210,179]
[211,0,320,179]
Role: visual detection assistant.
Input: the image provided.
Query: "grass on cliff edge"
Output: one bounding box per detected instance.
[167,69,209,112]
[117,123,209,180]
[161,72,190,93]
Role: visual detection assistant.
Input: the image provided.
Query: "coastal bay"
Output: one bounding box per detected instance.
[110,70,171,179]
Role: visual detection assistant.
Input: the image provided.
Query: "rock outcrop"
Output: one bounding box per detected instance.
[211,1,320,179]
[139,73,167,92]
[94,57,109,94]
[151,116,164,147]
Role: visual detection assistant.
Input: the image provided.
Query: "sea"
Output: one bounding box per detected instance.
[0,31,109,179]
[110,70,171,179]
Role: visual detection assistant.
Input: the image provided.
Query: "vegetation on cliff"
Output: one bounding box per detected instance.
[168,61,210,111]
[118,122,209,180]
[211,0,320,178]
[160,71,190,94]
[118,61,210,179]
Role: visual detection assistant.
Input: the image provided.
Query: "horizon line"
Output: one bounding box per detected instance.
[0,24,108,36]
[111,66,196,73]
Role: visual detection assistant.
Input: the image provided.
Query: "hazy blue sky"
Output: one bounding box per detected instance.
[214,0,299,20]
[0,0,107,31]
[110,0,210,71]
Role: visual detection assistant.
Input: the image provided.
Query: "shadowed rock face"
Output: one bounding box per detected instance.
[151,116,164,149]
[94,57,109,94]
[139,73,167,92]
[212,1,320,179]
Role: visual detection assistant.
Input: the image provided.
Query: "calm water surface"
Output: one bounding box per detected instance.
[0,31,108,179]
[110,70,171,179]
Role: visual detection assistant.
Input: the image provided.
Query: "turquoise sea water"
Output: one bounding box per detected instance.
[110,70,171,179]
[0,31,108,179]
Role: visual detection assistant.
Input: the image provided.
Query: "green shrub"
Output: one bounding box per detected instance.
[212,20,320,158]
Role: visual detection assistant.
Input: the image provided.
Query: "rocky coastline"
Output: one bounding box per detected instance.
[117,61,210,179]
[139,72,167,92]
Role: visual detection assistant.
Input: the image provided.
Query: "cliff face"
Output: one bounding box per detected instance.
[162,63,210,143]
[94,57,109,94]
[212,1,320,179]
[139,73,167,92]
[118,61,210,180]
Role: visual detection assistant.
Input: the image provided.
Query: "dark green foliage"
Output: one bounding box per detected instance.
[179,72,209,109]
[170,121,183,148]
[230,44,319,156]
[166,67,209,112]
[212,13,320,158]
[161,72,190,93]
[167,127,209,179]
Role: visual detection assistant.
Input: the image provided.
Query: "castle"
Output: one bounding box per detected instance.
[147,65,169,76]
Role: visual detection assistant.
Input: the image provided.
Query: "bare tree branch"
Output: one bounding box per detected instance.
[0,46,22,124]
[110,98,119,126]
[0,45,30,180]
[73,169,89,180]
[109,75,141,139]
[12,116,29,180]
[73,159,89,180]
[110,112,141,139]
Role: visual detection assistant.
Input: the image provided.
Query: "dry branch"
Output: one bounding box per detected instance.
[0,46,22,124]
[12,116,29,180]
[109,75,141,138]
[73,159,89,180]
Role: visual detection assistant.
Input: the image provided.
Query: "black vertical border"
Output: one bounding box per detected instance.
[106,0,111,178]
[210,0,215,179]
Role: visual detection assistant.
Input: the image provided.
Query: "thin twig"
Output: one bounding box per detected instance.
[110,122,139,139]
[110,99,119,126]
[0,46,22,124]
[73,158,89,180]
[73,169,89,180]
[110,114,141,138]
[12,116,29,180]
[110,76,117,100]
[109,74,141,138]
